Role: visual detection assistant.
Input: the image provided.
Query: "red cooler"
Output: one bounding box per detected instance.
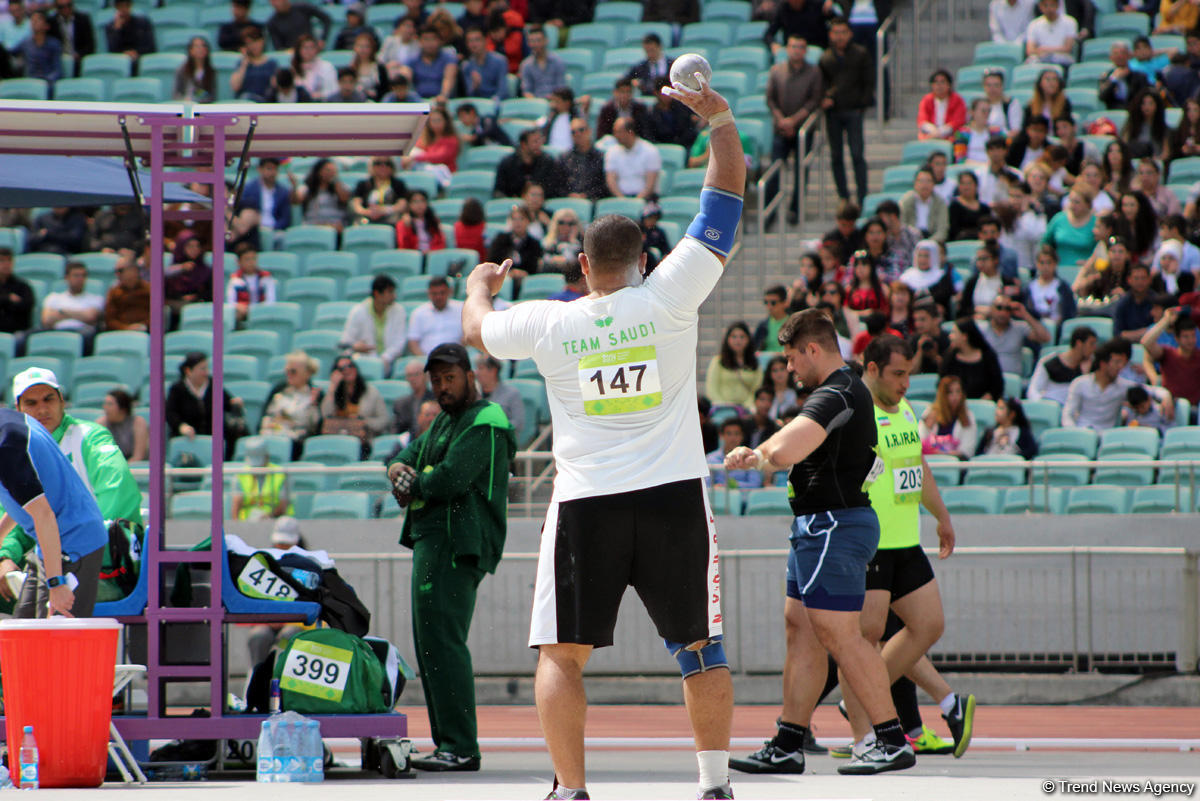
[0,618,120,788]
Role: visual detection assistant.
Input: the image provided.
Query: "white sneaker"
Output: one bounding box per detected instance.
[836,742,916,775]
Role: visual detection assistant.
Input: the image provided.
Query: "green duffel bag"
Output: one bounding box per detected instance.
[272,628,390,714]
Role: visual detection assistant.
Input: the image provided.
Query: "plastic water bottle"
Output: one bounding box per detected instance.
[286,568,320,590]
[305,721,323,782]
[272,721,291,782]
[269,678,281,714]
[256,721,274,783]
[18,726,38,790]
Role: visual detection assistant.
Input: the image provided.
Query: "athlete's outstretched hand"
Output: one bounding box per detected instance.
[661,72,729,123]
[724,446,759,471]
[466,258,512,299]
[935,516,956,559]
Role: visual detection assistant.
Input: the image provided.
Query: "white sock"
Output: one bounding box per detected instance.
[938,692,958,716]
[697,750,729,790]
[554,787,585,799]
[856,732,876,752]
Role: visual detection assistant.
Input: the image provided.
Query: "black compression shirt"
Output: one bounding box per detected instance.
[787,366,878,515]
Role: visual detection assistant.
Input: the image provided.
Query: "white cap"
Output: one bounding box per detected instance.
[11,367,61,402]
[271,516,301,547]
[243,437,269,466]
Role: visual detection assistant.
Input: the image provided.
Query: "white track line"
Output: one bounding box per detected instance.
[372,737,1198,751]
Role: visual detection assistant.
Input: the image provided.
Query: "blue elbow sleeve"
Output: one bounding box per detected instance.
[686,187,743,258]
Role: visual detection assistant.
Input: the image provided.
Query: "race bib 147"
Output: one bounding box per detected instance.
[280,639,353,703]
[577,346,663,416]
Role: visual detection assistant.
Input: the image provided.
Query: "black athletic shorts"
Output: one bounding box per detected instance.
[864,544,935,601]
[528,478,722,649]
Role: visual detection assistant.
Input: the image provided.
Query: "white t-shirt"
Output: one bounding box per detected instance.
[604,139,662,197]
[971,272,1004,309]
[1026,14,1077,64]
[408,299,464,354]
[482,237,721,502]
[42,290,104,332]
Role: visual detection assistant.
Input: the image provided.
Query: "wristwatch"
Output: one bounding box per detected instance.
[46,575,68,589]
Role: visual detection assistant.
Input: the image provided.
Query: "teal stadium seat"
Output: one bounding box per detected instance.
[1160,426,1200,459]
[282,225,338,259]
[170,490,219,520]
[1096,11,1149,36]
[593,1,641,22]
[681,22,732,48]
[1022,399,1062,438]
[304,252,358,290]
[226,328,282,366]
[972,42,1023,69]
[257,252,302,281]
[1130,486,1184,514]
[1002,486,1066,514]
[310,491,372,519]
[0,78,49,100]
[743,488,794,516]
[940,486,1002,515]
[447,170,496,199]
[94,331,149,359]
[369,249,424,278]
[926,454,962,487]
[233,434,292,464]
[14,254,65,282]
[1030,453,1092,486]
[463,145,514,171]
[301,434,362,466]
[1092,454,1156,487]
[963,454,1028,487]
[72,355,143,395]
[596,197,646,220]
[52,77,105,101]
[1066,485,1130,514]
[110,77,164,104]
[167,435,214,468]
[312,300,357,330]
[72,382,125,407]
[519,273,566,300]
[164,330,213,357]
[246,303,302,349]
[81,53,132,81]
[704,1,752,22]
[178,303,234,332]
[1098,426,1159,457]
[426,248,482,277]
[1039,427,1099,458]
[221,354,262,383]
[26,330,84,361]
[901,140,952,164]
[342,225,396,270]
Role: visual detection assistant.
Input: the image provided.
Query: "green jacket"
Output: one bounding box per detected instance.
[0,414,143,564]
[388,400,515,575]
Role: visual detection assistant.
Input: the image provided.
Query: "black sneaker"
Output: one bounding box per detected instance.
[410,751,481,772]
[836,742,916,775]
[698,783,734,799]
[802,726,828,755]
[729,739,805,774]
[942,693,976,758]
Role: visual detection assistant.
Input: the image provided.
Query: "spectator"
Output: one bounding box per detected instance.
[761,354,799,418]
[639,201,669,270]
[382,15,420,78]
[237,157,294,236]
[296,158,350,231]
[1153,214,1200,274]
[1063,338,1172,430]
[334,4,374,50]
[18,11,61,86]
[460,24,509,100]
[165,236,212,316]
[1160,50,1200,107]
[707,418,765,503]
[521,182,552,238]
[949,171,991,240]
[1024,68,1070,127]
[494,127,562,198]
[41,260,103,340]
[918,375,978,458]
[981,67,1023,135]
[766,35,824,223]
[540,86,580,151]
[0,0,29,53]
[1102,140,1134,200]
[641,0,699,30]
[401,106,460,172]
[349,156,408,226]
[173,36,216,102]
[900,238,956,314]
[1135,158,1179,219]
[990,0,1035,43]
[327,65,370,102]
[546,257,587,301]
[319,355,390,448]
[395,189,446,254]
[28,207,87,255]
[886,280,915,337]
[292,33,337,99]
[425,7,463,56]
[392,358,434,438]
[398,0,428,28]
[486,7,527,76]
[705,321,760,410]
[1075,230,1132,301]
[818,17,872,204]
[1123,89,1169,160]
[455,198,487,261]
[746,388,779,448]
[1024,0,1078,65]
[764,0,829,53]
[1129,35,1168,81]
[625,33,672,96]
[528,0,595,27]
[104,0,154,61]
[1113,262,1157,340]
[917,69,966,141]
[646,76,696,148]
[560,116,606,199]
[266,0,331,50]
[89,204,142,253]
[1042,188,1095,266]
[217,0,260,52]
[1025,243,1078,325]
[983,294,1052,374]
[455,101,512,146]
[1007,115,1050,170]
[1168,99,1200,162]
[49,0,95,74]
[407,275,463,355]
[1185,26,1200,68]
[230,25,277,101]
[264,65,312,102]
[927,150,956,203]
[956,98,1004,164]
[1054,115,1094,176]
[962,241,1019,313]
[260,351,321,458]
[1099,41,1148,110]
[233,438,291,520]
[899,168,950,243]
[753,285,790,352]
[978,134,1022,206]
[488,204,543,281]
[845,252,888,318]
[96,388,148,462]
[979,214,1021,278]
[1142,309,1200,411]
[1116,189,1158,259]
[404,25,457,101]
[457,0,486,31]
[1155,242,1187,293]
[165,352,244,459]
[1122,384,1174,431]
[1157,0,1200,32]
[517,26,568,101]
[474,355,525,440]
[825,202,864,266]
[103,254,148,332]
[909,297,949,373]
[347,31,387,100]
[596,77,652,139]
[1029,323,1096,403]
[977,397,1038,458]
[541,207,582,273]
[941,316,1005,399]
[604,118,661,199]
[877,198,923,276]
[225,245,276,326]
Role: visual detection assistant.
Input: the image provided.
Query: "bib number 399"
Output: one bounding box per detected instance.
[578,346,663,416]
[280,639,353,703]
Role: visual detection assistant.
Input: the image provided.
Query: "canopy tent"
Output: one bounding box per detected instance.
[0,155,206,207]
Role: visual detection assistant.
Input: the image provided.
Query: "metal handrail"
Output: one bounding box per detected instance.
[875,12,897,130]
[909,0,939,99]
[794,109,826,236]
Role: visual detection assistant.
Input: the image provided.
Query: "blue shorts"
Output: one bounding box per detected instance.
[785,506,880,611]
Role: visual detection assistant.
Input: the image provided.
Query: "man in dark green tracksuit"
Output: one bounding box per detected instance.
[387,343,515,773]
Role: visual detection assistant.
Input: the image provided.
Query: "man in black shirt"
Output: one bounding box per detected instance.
[104,0,155,61]
[560,118,607,200]
[493,127,563,199]
[726,309,915,777]
[265,0,332,50]
[0,248,35,337]
[217,0,261,51]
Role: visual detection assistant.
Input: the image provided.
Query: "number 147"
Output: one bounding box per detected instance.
[589,364,647,395]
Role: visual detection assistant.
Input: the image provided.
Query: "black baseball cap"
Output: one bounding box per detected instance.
[424,343,471,372]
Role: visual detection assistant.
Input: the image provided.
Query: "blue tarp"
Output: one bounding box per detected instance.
[0,155,209,207]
